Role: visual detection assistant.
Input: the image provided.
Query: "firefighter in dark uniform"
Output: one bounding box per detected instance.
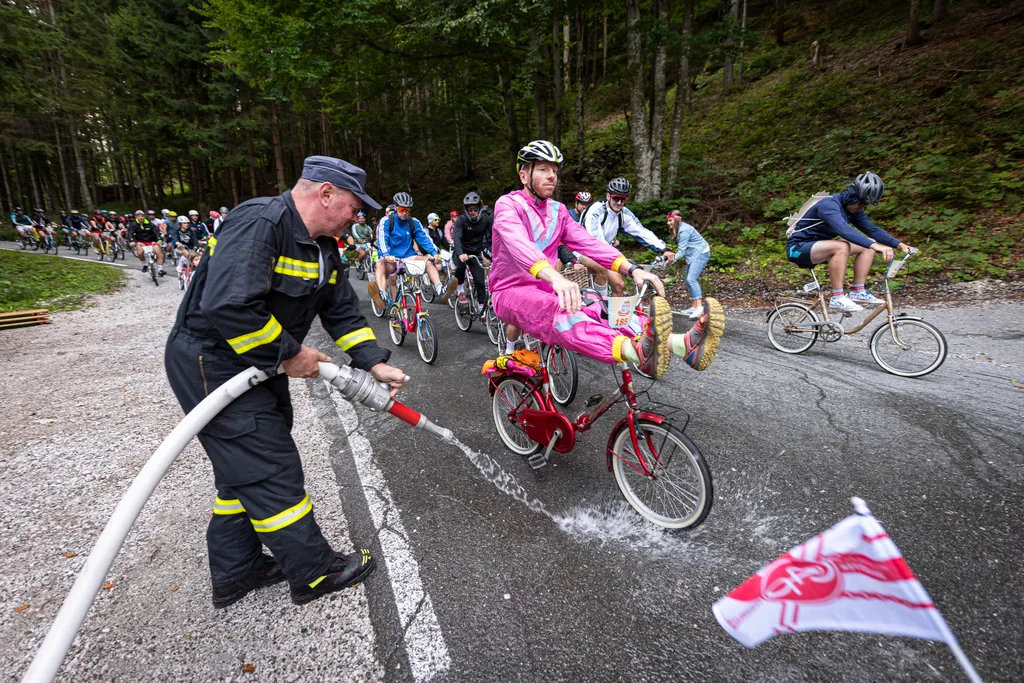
[165,156,407,608]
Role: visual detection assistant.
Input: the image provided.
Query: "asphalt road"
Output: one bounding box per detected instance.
[309,270,1023,683]
[1,239,154,273]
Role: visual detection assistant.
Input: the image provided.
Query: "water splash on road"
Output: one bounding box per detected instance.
[446,437,686,551]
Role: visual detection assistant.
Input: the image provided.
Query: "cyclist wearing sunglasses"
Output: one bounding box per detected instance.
[489,140,724,378]
[580,177,676,297]
[368,192,444,310]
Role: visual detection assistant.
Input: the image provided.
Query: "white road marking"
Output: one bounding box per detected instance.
[0,245,134,268]
[329,391,451,682]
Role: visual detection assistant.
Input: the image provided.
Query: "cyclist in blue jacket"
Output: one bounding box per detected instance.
[368,192,443,309]
[786,172,913,312]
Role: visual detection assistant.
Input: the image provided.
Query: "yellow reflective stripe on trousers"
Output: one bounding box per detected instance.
[274,256,319,279]
[213,497,245,515]
[335,327,375,351]
[226,316,283,355]
[250,494,313,533]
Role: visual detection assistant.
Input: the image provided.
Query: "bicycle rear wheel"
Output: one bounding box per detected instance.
[869,318,947,378]
[766,303,819,354]
[611,418,713,529]
[421,275,436,303]
[491,377,542,456]
[150,258,159,286]
[546,345,579,406]
[417,315,439,364]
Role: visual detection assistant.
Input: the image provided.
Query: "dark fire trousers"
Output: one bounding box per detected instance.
[165,329,335,587]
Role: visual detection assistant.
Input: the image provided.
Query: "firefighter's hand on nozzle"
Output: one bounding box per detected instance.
[282,346,332,378]
[370,363,407,398]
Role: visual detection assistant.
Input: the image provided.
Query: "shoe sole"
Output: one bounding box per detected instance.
[440,279,459,304]
[290,555,377,606]
[693,297,725,371]
[650,296,672,379]
[368,282,387,310]
[212,572,287,609]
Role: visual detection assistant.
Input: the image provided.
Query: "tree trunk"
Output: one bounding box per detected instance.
[775,0,785,46]
[53,122,74,210]
[230,167,240,206]
[563,20,570,95]
[530,28,548,140]
[0,151,11,215]
[649,0,668,196]
[906,0,923,47]
[28,156,43,210]
[602,15,608,78]
[270,103,287,189]
[498,61,520,169]
[575,12,586,158]
[723,0,739,96]
[133,151,150,209]
[626,0,655,200]
[933,0,948,23]
[552,19,563,148]
[737,0,747,86]
[666,0,693,198]
[8,146,24,209]
[248,140,258,198]
[424,83,434,154]
[69,128,93,211]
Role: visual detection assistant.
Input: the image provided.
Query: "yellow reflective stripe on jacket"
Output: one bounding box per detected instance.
[250,494,313,533]
[213,497,245,515]
[335,327,375,351]
[226,316,283,355]
[274,255,319,279]
[207,236,217,255]
[328,269,338,284]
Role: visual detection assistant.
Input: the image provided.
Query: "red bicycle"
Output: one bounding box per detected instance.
[484,288,713,530]
[387,258,440,364]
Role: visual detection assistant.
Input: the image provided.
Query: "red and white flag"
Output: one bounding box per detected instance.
[713,498,982,682]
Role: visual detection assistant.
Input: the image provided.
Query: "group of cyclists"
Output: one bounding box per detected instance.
[9,204,232,283]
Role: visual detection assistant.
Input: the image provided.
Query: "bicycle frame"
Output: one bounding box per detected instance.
[773,250,918,347]
[489,353,664,477]
[394,262,430,335]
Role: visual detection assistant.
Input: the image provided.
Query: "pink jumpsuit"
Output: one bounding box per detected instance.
[490,190,632,364]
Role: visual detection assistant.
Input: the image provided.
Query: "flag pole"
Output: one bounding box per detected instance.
[849,498,983,683]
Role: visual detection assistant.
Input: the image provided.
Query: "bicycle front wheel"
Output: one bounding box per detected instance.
[546,345,579,406]
[454,297,473,331]
[389,303,407,346]
[417,315,439,364]
[491,377,542,456]
[766,303,819,354]
[611,419,713,529]
[869,318,947,378]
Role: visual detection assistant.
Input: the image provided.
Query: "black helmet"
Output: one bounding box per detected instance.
[516,140,563,172]
[851,172,884,205]
[393,192,414,208]
[607,178,633,196]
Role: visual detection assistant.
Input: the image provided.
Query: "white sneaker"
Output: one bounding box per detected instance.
[829,295,864,312]
[679,306,698,317]
[688,307,703,320]
[848,290,884,305]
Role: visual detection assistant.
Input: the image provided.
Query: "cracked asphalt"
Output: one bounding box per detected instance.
[312,274,1023,683]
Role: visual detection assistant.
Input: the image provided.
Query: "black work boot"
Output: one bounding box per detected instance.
[290,550,377,606]
[211,553,286,609]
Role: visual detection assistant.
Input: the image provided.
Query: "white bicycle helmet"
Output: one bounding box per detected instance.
[427,212,440,223]
[393,192,414,208]
[516,140,563,172]
[176,215,190,225]
[575,191,592,202]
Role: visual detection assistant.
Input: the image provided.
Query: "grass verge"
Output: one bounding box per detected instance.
[0,250,126,314]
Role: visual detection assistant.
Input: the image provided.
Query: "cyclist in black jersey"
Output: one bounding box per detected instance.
[127,209,166,274]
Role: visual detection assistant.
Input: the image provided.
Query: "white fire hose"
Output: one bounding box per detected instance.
[22,362,452,683]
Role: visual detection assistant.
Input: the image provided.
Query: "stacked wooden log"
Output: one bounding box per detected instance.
[0,309,52,330]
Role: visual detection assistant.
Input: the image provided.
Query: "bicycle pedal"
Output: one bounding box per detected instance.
[526,453,548,470]
[585,394,603,409]
[842,311,853,319]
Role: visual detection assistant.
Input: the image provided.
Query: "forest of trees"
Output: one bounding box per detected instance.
[0,0,969,215]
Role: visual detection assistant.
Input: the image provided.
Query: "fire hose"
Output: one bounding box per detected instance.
[22,362,454,683]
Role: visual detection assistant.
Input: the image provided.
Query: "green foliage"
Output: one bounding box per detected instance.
[0,251,126,313]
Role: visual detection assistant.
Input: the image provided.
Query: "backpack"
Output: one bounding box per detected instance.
[785,192,829,237]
